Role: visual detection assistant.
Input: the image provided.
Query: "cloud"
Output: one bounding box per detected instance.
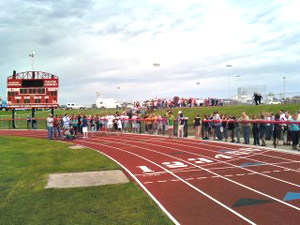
[0,0,299,106]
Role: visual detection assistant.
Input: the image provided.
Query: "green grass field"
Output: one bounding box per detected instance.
[0,136,172,225]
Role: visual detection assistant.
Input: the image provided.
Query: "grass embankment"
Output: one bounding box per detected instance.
[0,136,172,225]
[159,103,300,121]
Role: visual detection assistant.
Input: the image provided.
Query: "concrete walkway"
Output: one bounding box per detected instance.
[45,170,129,189]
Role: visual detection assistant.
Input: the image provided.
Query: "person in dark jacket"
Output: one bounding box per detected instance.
[252,115,260,145]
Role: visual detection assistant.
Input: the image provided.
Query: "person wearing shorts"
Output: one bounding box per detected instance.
[194,114,202,140]
[82,115,89,138]
[106,114,114,132]
[167,112,174,138]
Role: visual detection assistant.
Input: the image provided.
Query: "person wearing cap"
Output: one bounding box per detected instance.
[47,114,54,140]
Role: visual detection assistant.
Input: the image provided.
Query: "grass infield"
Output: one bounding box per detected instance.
[0,136,172,225]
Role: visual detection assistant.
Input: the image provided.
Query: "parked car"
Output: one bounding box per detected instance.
[268,101,281,105]
[66,103,85,110]
[59,105,67,110]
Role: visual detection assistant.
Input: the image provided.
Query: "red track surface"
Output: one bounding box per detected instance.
[1,130,300,225]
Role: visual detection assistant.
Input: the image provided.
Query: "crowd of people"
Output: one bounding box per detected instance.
[196,109,300,150]
[46,111,171,140]
[142,97,224,110]
[45,108,300,151]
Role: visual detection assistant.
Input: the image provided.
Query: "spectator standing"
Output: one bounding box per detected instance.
[131,113,138,133]
[221,115,228,142]
[259,114,267,146]
[77,114,82,134]
[265,112,272,140]
[47,114,54,140]
[63,114,70,131]
[227,116,235,142]
[26,115,31,130]
[273,114,282,147]
[82,115,89,138]
[53,115,61,139]
[177,111,185,139]
[252,115,260,145]
[213,111,222,140]
[282,112,291,145]
[167,112,174,138]
[202,115,209,140]
[194,114,202,140]
[71,116,78,136]
[235,117,241,143]
[117,118,123,135]
[240,112,250,144]
[289,114,299,150]
[90,115,96,133]
[32,117,37,130]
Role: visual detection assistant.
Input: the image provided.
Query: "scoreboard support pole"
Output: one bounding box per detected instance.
[32,108,36,119]
[12,109,16,129]
[51,108,54,117]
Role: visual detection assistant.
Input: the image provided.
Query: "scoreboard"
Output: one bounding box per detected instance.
[7,71,59,109]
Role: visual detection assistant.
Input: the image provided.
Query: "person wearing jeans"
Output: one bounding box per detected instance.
[240,112,250,144]
[47,114,54,140]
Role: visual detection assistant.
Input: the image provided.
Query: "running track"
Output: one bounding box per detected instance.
[1,130,300,225]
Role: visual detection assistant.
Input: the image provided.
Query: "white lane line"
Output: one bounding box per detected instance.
[77,139,256,224]
[273,170,281,173]
[126,134,300,169]
[194,141,300,173]
[197,177,207,180]
[158,180,167,183]
[212,176,219,178]
[225,174,233,177]
[185,178,194,181]
[97,138,300,211]
[171,179,179,182]
[143,139,300,188]
[141,135,300,173]
[236,173,245,176]
[144,182,154,184]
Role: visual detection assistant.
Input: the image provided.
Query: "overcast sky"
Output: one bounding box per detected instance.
[1,0,300,105]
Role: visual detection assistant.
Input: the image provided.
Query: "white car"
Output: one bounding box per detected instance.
[66,103,85,110]
[268,101,281,105]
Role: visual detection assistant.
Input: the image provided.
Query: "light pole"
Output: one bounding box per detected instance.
[235,75,240,100]
[29,52,35,70]
[226,65,232,99]
[153,63,160,99]
[283,76,286,99]
[196,82,200,98]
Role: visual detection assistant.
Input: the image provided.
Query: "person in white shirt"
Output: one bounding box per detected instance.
[63,114,70,130]
[121,113,129,133]
[47,114,54,140]
[106,114,115,133]
[117,119,122,135]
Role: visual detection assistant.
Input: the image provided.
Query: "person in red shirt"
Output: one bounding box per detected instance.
[53,115,61,139]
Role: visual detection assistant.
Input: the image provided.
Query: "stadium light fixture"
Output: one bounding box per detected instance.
[226,65,232,99]
[283,76,286,99]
